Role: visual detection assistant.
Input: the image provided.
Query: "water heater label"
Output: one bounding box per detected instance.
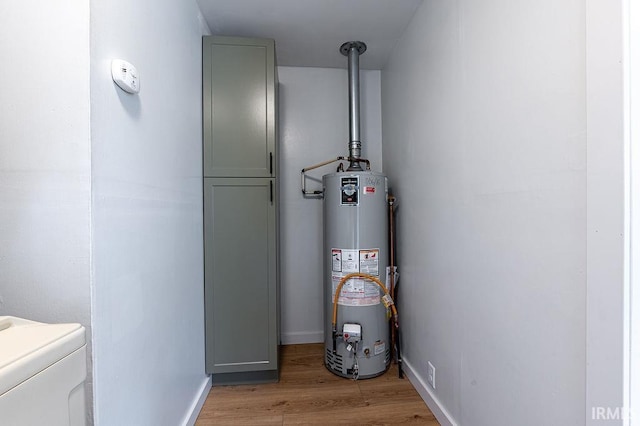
[340,177,359,205]
[340,249,359,273]
[332,276,380,306]
[331,248,382,306]
[359,249,379,276]
[331,249,342,272]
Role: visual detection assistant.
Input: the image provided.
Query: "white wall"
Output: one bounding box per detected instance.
[585,0,627,423]
[278,66,382,344]
[630,0,640,420]
[90,0,209,423]
[0,0,93,417]
[382,1,587,424]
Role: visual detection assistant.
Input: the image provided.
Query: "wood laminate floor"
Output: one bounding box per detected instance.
[196,343,440,425]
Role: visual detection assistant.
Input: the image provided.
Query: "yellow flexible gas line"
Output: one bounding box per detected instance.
[332,272,399,332]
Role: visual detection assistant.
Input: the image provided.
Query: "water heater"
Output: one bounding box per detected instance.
[302,41,398,379]
[323,171,390,378]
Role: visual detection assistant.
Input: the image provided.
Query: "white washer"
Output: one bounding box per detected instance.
[0,316,86,426]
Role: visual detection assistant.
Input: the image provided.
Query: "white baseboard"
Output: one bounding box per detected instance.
[182,375,212,426]
[403,357,457,426]
[281,331,323,345]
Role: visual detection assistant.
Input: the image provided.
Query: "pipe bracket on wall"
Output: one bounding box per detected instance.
[300,156,347,197]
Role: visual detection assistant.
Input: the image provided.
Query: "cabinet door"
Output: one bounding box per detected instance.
[203,37,276,178]
[204,178,277,374]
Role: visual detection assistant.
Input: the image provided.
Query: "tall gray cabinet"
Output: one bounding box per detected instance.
[203,36,279,384]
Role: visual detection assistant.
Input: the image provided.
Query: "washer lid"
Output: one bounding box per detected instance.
[0,316,85,395]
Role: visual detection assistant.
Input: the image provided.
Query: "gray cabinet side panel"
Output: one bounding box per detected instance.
[204,178,277,374]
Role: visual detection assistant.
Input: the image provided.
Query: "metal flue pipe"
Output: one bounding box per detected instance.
[340,41,367,171]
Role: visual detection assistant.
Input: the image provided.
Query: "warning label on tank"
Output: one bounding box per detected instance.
[330,248,382,306]
[332,275,380,306]
[331,249,342,272]
[359,249,379,276]
[331,248,380,275]
[374,340,386,356]
[341,249,359,273]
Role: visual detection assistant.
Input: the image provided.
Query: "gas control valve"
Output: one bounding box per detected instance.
[342,323,362,344]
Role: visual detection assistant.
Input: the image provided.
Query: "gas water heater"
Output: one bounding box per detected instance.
[302,41,398,380]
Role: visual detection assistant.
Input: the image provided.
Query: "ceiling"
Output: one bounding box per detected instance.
[196,0,423,70]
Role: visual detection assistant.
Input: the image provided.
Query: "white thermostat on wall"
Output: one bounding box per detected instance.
[111,59,140,94]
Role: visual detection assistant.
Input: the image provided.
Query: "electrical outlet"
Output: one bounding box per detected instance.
[427,361,436,389]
